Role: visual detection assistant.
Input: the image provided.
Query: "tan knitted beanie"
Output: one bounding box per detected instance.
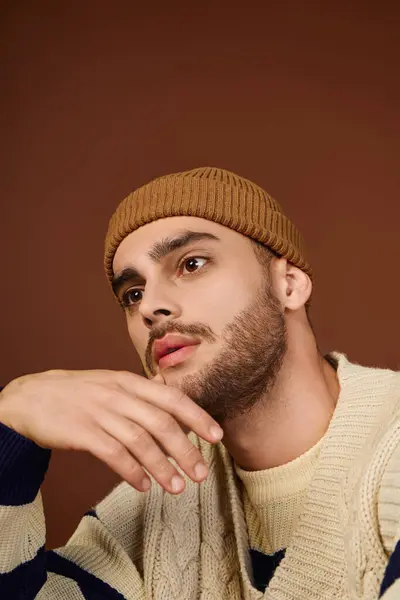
[104,167,312,283]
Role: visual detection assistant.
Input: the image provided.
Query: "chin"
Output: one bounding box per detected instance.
[161,362,199,384]
[162,366,189,382]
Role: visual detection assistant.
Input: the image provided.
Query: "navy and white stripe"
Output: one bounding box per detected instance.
[380,539,400,597]
[0,419,126,599]
[0,547,128,600]
[47,552,126,599]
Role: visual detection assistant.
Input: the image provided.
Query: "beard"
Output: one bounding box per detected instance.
[144,279,287,426]
[179,284,287,424]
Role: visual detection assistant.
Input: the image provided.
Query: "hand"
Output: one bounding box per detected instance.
[0,369,223,494]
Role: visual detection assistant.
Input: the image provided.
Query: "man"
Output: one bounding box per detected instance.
[0,166,399,599]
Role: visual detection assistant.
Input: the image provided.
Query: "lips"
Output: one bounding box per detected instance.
[152,334,200,365]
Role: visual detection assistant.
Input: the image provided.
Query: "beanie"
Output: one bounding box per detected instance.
[104,167,312,284]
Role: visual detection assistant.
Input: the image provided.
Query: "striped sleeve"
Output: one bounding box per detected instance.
[0,421,146,599]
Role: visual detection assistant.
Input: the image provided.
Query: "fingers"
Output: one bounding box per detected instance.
[86,370,224,494]
[116,371,224,444]
[97,398,209,491]
[97,410,190,494]
[88,429,152,492]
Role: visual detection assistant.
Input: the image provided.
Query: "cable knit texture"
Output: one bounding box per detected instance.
[1,354,400,599]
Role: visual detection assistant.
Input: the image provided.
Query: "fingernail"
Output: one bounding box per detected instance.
[142,477,151,491]
[209,425,223,441]
[194,462,208,480]
[171,475,184,493]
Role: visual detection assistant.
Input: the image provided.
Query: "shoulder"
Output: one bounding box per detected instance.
[336,354,400,424]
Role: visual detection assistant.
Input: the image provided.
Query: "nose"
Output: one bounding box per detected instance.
[139,281,182,329]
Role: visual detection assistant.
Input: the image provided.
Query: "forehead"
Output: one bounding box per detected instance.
[112,216,239,272]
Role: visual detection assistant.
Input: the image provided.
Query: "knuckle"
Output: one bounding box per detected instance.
[97,385,124,406]
[130,427,153,449]
[152,458,175,477]
[125,461,144,481]
[102,439,124,460]
[179,443,200,462]
[153,413,178,436]
[118,370,139,384]
[44,368,69,378]
[111,455,146,489]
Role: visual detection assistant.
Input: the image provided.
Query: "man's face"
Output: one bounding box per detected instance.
[112,216,286,424]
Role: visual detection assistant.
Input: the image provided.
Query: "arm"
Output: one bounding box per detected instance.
[0,422,146,599]
[0,421,50,597]
[0,369,223,599]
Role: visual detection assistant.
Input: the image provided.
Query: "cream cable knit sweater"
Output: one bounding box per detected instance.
[0,353,399,599]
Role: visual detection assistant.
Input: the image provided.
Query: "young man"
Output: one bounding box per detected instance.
[0,167,399,599]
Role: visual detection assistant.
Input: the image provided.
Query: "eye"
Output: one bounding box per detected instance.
[180,257,208,275]
[121,288,143,307]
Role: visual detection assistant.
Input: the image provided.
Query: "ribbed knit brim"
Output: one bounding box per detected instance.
[104,167,312,284]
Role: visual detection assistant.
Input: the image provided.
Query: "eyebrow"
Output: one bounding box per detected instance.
[111,230,220,297]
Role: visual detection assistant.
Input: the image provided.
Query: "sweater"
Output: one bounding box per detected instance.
[0,353,400,599]
[235,435,323,556]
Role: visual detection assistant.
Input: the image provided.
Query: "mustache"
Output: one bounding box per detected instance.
[145,321,216,374]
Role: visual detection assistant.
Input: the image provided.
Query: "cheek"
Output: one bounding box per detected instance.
[127,318,148,356]
[189,276,251,335]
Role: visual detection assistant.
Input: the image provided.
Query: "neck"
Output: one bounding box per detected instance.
[221,324,340,471]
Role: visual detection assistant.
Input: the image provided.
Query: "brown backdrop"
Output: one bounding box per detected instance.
[1,1,399,549]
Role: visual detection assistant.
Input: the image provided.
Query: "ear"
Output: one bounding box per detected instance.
[272,258,312,310]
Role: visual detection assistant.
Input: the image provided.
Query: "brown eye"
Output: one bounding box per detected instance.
[122,289,143,306]
[182,257,207,275]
